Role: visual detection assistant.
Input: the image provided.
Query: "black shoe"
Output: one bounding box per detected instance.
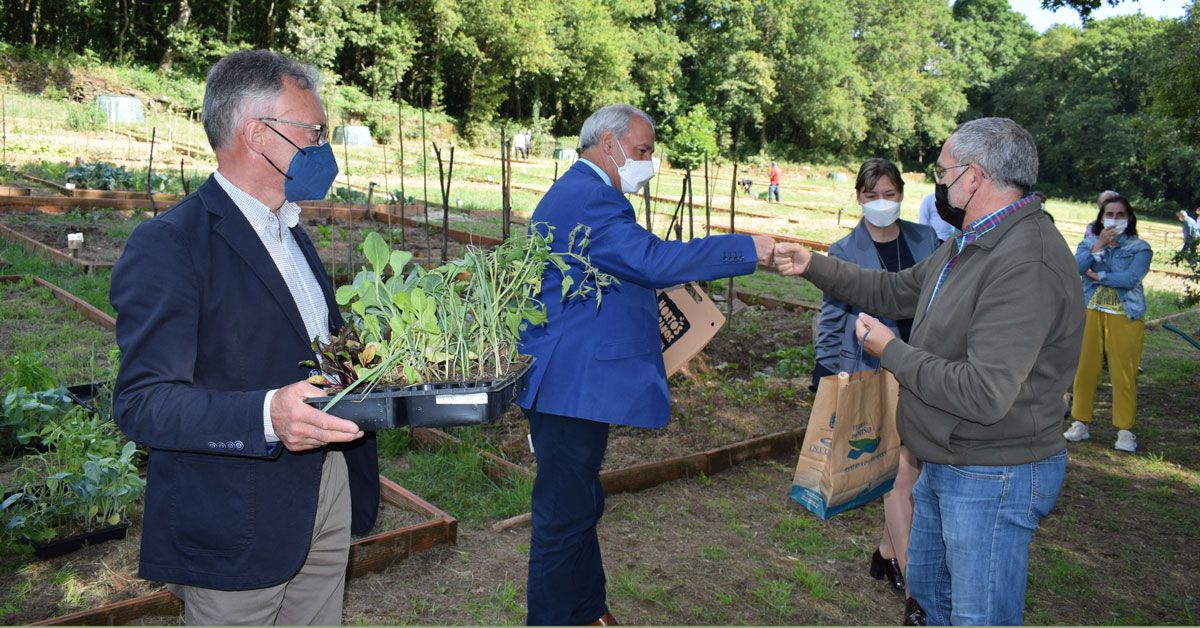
[869,549,905,595]
[903,597,927,626]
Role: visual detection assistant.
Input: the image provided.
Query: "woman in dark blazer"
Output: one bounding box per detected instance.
[813,158,938,599]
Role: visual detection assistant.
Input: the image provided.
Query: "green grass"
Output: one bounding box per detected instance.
[612,567,683,614]
[790,563,835,601]
[379,441,531,525]
[465,580,523,625]
[1029,545,1093,597]
[770,514,830,556]
[750,577,795,618]
[700,544,729,561]
[0,276,116,384]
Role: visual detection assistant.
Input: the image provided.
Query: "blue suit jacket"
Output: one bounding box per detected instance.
[816,219,938,374]
[517,161,758,428]
[109,176,379,591]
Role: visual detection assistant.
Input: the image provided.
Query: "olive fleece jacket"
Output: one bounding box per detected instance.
[804,200,1084,465]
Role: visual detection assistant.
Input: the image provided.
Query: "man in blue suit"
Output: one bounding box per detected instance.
[110,50,379,625]
[517,104,775,625]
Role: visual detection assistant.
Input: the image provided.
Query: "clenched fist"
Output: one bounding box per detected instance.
[773,242,812,276]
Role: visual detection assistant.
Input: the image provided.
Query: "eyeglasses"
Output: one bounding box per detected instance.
[258,117,328,146]
[932,163,970,183]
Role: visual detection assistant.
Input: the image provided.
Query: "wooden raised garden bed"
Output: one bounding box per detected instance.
[0,223,114,273]
[0,275,115,330]
[31,475,456,626]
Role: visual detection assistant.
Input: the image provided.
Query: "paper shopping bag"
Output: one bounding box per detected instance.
[658,283,725,377]
[790,368,901,520]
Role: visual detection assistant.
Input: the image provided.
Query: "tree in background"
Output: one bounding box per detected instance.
[666,103,719,169]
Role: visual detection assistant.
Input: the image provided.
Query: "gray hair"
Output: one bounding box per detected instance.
[1097,189,1119,207]
[948,117,1038,193]
[579,104,656,151]
[202,50,320,150]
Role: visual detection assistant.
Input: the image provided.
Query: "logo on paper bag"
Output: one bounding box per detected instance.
[847,437,880,459]
[658,292,691,350]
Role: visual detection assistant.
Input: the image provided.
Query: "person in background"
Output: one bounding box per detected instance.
[775,117,1082,626]
[513,129,529,159]
[109,50,379,625]
[517,104,776,626]
[769,161,782,203]
[1065,196,1152,453]
[1086,190,1121,237]
[917,192,955,242]
[1178,209,1199,252]
[812,158,938,601]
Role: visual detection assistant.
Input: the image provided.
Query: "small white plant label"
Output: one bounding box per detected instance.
[436,393,487,405]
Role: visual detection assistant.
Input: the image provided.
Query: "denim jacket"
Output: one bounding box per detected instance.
[1075,233,1152,320]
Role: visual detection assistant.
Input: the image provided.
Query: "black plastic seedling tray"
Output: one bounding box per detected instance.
[306,358,533,431]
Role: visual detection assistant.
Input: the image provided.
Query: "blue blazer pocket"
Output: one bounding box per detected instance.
[596,337,659,361]
[169,452,256,555]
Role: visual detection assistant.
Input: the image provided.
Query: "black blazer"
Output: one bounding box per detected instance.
[110,176,378,590]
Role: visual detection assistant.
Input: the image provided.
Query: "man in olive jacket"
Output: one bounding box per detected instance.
[776,118,1083,626]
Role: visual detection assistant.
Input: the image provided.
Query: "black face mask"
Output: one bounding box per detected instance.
[934,166,974,231]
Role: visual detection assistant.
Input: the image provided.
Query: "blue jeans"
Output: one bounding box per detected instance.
[908,449,1067,625]
[524,408,610,625]
[768,183,780,202]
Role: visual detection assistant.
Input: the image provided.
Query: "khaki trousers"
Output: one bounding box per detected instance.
[173,451,350,626]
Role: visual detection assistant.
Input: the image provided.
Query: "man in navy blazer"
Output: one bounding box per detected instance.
[517,104,775,625]
[110,50,378,625]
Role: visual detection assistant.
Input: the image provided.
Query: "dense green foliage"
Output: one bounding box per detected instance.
[0,0,1196,209]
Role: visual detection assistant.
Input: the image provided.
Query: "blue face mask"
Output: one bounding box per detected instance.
[260,123,339,202]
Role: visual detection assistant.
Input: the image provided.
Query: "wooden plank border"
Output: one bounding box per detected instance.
[599,426,807,495]
[0,275,115,331]
[32,476,457,625]
[0,223,113,273]
[410,422,806,497]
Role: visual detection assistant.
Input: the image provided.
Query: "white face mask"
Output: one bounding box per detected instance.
[609,140,655,194]
[1103,218,1128,234]
[861,199,901,228]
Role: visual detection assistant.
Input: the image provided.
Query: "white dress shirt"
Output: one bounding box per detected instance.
[213,171,330,443]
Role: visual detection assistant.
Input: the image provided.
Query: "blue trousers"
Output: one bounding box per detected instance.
[768,183,780,202]
[524,408,610,626]
[908,449,1067,625]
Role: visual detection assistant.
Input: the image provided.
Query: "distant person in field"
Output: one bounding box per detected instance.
[109,49,379,625]
[513,129,529,159]
[769,161,782,202]
[917,192,955,242]
[516,103,776,626]
[1178,209,1199,252]
[1065,195,1152,453]
[812,158,938,602]
[775,117,1082,626]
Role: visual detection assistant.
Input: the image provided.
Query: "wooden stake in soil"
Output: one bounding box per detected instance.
[397,92,407,248]
[704,152,712,237]
[146,127,159,216]
[432,141,455,262]
[420,92,430,260]
[686,164,694,240]
[642,184,652,232]
[342,110,352,195]
[728,162,738,326]
[179,158,189,195]
[500,124,509,241]
[2,87,7,182]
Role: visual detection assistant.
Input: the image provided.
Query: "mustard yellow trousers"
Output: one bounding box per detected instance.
[1071,309,1144,429]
